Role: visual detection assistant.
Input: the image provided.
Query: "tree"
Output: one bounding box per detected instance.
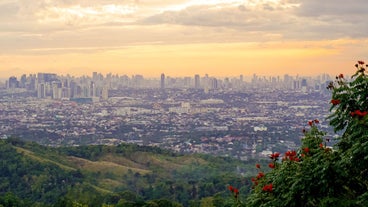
[200,197,214,207]
[246,61,368,207]
[328,61,368,205]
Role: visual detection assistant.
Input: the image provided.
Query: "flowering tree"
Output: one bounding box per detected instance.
[244,61,368,207]
[327,61,368,206]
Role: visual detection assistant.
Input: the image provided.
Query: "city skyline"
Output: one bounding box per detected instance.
[3,71,332,96]
[1,0,367,79]
[3,70,333,81]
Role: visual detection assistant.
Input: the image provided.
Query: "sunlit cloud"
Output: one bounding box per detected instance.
[0,0,367,78]
[36,4,139,26]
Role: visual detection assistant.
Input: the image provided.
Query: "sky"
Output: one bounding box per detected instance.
[1,0,368,79]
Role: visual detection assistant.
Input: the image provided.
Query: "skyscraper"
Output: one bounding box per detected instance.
[212,78,218,90]
[37,73,57,83]
[90,81,96,97]
[20,74,27,88]
[101,87,109,100]
[161,73,165,89]
[8,76,18,89]
[194,74,200,89]
[52,81,62,99]
[37,83,45,98]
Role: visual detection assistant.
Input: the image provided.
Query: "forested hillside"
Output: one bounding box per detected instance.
[0,137,260,207]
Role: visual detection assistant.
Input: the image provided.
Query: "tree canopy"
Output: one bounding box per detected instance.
[245,61,368,207]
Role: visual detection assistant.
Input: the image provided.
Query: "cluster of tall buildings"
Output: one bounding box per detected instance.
[5,73,109,101]
[250,73,332,92]
[4,72,333,100]
[160,73,222,92]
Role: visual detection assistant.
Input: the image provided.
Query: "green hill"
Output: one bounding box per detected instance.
[0,137,258,207]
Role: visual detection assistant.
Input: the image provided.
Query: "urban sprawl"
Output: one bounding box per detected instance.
[1,72,336,160]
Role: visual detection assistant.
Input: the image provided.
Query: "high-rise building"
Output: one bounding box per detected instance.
[20,74,27,88]
[301,78,308,92]
[194,74,200,89]
[132,75,144,88]
[8,76,19,89]
[93,72,98,81]
[69,80,76,98]
[27,75,36,91]
[161,73,165,89]
[301,79,307,87]
[37,83,45,98]
[62,87,70,99]
[293,80,300,90]
[37,73,57,83]
[101,87,109,100]
[212,78,218,90]
[184,77,191,88]
[52,81,62,99]
[90,81,96,97]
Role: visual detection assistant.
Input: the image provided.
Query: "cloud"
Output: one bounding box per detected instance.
[0,1,19,20]
[293,0,368,38]
[0,0,141,27]
[141,0,368,40]
[142,2,289,27]
[1,0,368,56]
[297,0,368,16]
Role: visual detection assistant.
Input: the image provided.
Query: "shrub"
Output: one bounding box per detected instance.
[244,61,368,207]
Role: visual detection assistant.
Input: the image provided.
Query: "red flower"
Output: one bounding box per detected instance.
[351,109,368,117]
[338,73,344,79]
[284,150,298,162]
[262,183,273,192]
[269,152,280,160]
[251,177,256,182]
[319,143,324,149]
[303,147,310,153]
[268,163,275,169]
[233,188,239,194]
[294,158,300,162]
[358,60,365,65]
[228,185,234,192]
[256,163,261,169]
[257,172,265,179]
[308,121,313,126]
[330,99,341,105]
[307,119,319,126]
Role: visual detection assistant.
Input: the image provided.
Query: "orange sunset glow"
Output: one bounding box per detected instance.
[1,0,367,79]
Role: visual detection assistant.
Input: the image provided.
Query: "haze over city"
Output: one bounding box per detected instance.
[1,0,367,79]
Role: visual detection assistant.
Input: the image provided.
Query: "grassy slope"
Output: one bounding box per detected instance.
[4,139,259,206]
[11,142,217,193]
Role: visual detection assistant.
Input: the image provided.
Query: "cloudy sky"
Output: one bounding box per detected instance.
[1,0,367,78]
